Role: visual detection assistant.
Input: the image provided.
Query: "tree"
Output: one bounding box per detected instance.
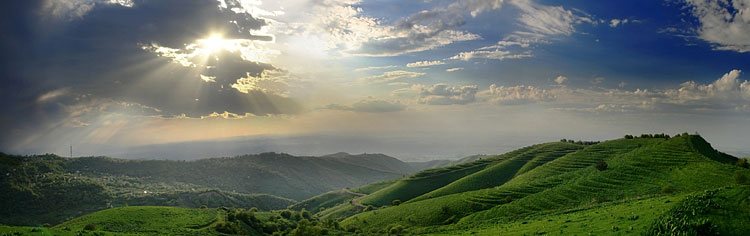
[596,160,608,171]
[737,159,749,169]
[624,135,634,139]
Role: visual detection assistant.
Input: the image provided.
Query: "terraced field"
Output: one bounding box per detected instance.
[359,143,584,207]
[340,135,750,235]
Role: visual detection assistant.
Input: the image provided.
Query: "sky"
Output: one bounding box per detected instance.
[1,0,749,160]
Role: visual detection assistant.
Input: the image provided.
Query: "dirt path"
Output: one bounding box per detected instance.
[343,188,367,208]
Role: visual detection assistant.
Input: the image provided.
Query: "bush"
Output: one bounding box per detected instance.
[388,224,404,235]
[737,159,749,169]
[595,160,608,171]
[214,221,242,234]
[83,224,96,231]
[391,199,401,206]
[735,171,749,185]
[661,184,676,194]
[280,210,292,219]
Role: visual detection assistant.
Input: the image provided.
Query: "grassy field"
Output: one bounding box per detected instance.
[340,135,750,235]
[2,134,747,235]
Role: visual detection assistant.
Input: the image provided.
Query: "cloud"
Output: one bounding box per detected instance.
[42,0,134,20]
[451,0,594,61]
[354,65,398,72]
[446,67,464,72]
[510,0,594,37]
[37,88,71,103]
[231,69,292,96]
[306,0,504,56]
[363,70,426,83]
[682,0,750,52]
[451,47,533,61]
[481,84,555,105]
[415,84,479,105]
[324,99,406,113]
[406,60,445,68]
[554,75,568,84]
[608,18,640,28]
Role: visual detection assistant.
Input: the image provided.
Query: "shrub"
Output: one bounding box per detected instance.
[737,159,749,169]
[388,224,405,235]
[661,184,676,194]
[280,210,292,219]
[391,199,401,206]
[83,224,96,231]
[735,171,749,185]
[214,221,242,234]
[595,160,608,171]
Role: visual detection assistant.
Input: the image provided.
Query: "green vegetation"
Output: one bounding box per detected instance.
[339,134,749,235]
[3,133,749,235]
[1,206,353,235]
[0,151,429,225]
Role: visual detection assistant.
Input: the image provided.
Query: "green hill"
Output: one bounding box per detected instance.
[2,134,749,235]
[339,134,750,235]
[0,151,420,225]
[357,142,585,207]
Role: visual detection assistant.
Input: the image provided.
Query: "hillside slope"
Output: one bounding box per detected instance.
[340,135,749,235]
[0,152,417,225]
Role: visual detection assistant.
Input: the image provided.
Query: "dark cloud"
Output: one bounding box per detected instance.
[0,0,300,150]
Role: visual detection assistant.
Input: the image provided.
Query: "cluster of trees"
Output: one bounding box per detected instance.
[624,133,693,140]
[214,208,347,235]
[559,139,601,145]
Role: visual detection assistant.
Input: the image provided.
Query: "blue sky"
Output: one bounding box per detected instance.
[1,0,749,159]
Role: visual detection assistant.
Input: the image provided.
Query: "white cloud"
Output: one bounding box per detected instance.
[683,0,750,52]
[451,48,532,61]
[415,84,479,105]
[302,0,503,56]
[554,75,568,84]
[451,0,594,61]
[510,0,593,37]
[481,84,555,105]
[200,74,217,83]
[363,70,426,83]
[354,65,398,72]
[231,69,291,96]
[42,0,134,20]
[406,60,445,68]
[37,88,71,103]
[446,67,464,72]
[608,18,637,28]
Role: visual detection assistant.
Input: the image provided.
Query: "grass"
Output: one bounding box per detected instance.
[289,189,361,213]
[341,135,746,234]
[430,194,686,235]
[411,142,583,201]
[54,206,218,235]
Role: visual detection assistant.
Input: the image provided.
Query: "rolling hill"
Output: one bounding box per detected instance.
[336,134,750,235]
[2,134,749,235]
[0,151,428,225]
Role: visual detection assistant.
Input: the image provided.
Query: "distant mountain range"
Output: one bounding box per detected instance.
[0,151,447,225]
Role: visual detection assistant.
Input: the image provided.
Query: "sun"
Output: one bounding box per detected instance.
[197,34,232,54]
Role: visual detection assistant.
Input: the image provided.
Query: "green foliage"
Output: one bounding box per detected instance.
[391,199,401,206]
[341,135,744,235]
[737,158,749,168]
[735,171,749,185]
[595,160,608,171]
